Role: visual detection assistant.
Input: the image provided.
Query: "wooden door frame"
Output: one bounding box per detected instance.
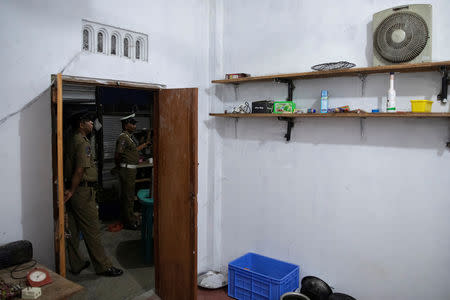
[51,74,65,276]
[50,75,198,298]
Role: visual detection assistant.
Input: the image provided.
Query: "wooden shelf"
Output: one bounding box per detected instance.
[135,178,151,183]
[211,61,450,141]
[212,61,450,84]
[210,112,450,118]
[136,162,153,168]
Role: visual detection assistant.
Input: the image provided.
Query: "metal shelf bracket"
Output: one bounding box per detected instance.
[438,66,448,103]
[275,78,296,141]
[358,74,367,97]
[360,117,366,138]
[233,83,240,101]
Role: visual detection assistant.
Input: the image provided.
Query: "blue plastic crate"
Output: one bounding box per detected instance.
[228,253,299,300]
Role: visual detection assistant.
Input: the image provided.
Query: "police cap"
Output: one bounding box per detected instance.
[70,110,94,128]
[120,113,137,124]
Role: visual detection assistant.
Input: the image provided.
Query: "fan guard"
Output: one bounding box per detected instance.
[374,11,429,63]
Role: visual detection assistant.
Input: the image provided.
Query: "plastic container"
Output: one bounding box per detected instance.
[320,90,328,113]
[410,100,433,112]
[228,253,299,300]
[274,101,296,114]
[137,189,154,263]
[386,72,396,113]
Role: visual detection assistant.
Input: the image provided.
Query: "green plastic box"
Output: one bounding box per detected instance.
[273,101,296,114]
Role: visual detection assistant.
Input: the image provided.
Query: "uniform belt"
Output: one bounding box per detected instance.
[120,163,137,169]
[79,181,97,187]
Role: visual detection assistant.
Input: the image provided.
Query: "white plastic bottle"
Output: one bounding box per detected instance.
[386,72,396,113]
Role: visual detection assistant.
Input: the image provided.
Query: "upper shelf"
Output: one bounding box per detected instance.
[212,61,450,84]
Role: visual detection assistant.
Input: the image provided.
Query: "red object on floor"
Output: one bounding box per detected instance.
[197,286,231,300]
[108,222,123,232]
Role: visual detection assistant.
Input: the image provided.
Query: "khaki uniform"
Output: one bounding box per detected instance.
[65,132,111,273]
[115,131,139,226]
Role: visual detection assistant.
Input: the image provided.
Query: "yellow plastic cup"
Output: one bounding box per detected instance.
[410,100,433,112]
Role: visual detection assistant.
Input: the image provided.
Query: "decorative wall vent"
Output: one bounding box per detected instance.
[82,19,148,61]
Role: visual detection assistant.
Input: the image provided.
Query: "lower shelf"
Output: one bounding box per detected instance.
[210,112,450,118]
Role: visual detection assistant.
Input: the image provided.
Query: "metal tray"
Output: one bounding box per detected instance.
[197,271,227,289]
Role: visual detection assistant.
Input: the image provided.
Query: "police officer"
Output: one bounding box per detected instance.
[115,113,150,230]
[64,112,123,277]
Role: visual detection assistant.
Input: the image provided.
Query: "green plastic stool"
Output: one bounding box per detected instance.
[137,189,153,264]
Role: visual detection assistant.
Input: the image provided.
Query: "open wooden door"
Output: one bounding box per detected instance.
[154,88,198,300]
[51,74,66,276]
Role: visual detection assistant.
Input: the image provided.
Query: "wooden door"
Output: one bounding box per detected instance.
[51,74,66,275]
[154,88,198,300]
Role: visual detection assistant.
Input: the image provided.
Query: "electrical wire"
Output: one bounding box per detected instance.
[232,101,251,113]
[0,51,82,128]
[10,259,37,280]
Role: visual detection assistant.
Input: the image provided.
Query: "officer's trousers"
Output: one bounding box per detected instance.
[66,186,111,273]
[119,168,137,226]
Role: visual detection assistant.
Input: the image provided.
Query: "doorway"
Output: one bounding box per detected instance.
[51,74,198,300]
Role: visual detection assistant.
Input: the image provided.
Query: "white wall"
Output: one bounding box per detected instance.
[0,0,213,271]
[216,1,450,299]
[2,2,450,298]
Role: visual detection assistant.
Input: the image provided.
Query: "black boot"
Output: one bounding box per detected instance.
[97,266,123,277]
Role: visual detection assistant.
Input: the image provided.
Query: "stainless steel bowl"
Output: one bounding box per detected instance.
[197,271,227,289]
[280,292,311,300]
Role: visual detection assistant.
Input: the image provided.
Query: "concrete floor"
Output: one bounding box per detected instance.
[65,221,231,300]
[67,224,155,300]
[198,287,231,299]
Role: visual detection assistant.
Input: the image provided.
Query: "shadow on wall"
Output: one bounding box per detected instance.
[365,21,373,66]
[214,117,449,153]
[19,87,54,269]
